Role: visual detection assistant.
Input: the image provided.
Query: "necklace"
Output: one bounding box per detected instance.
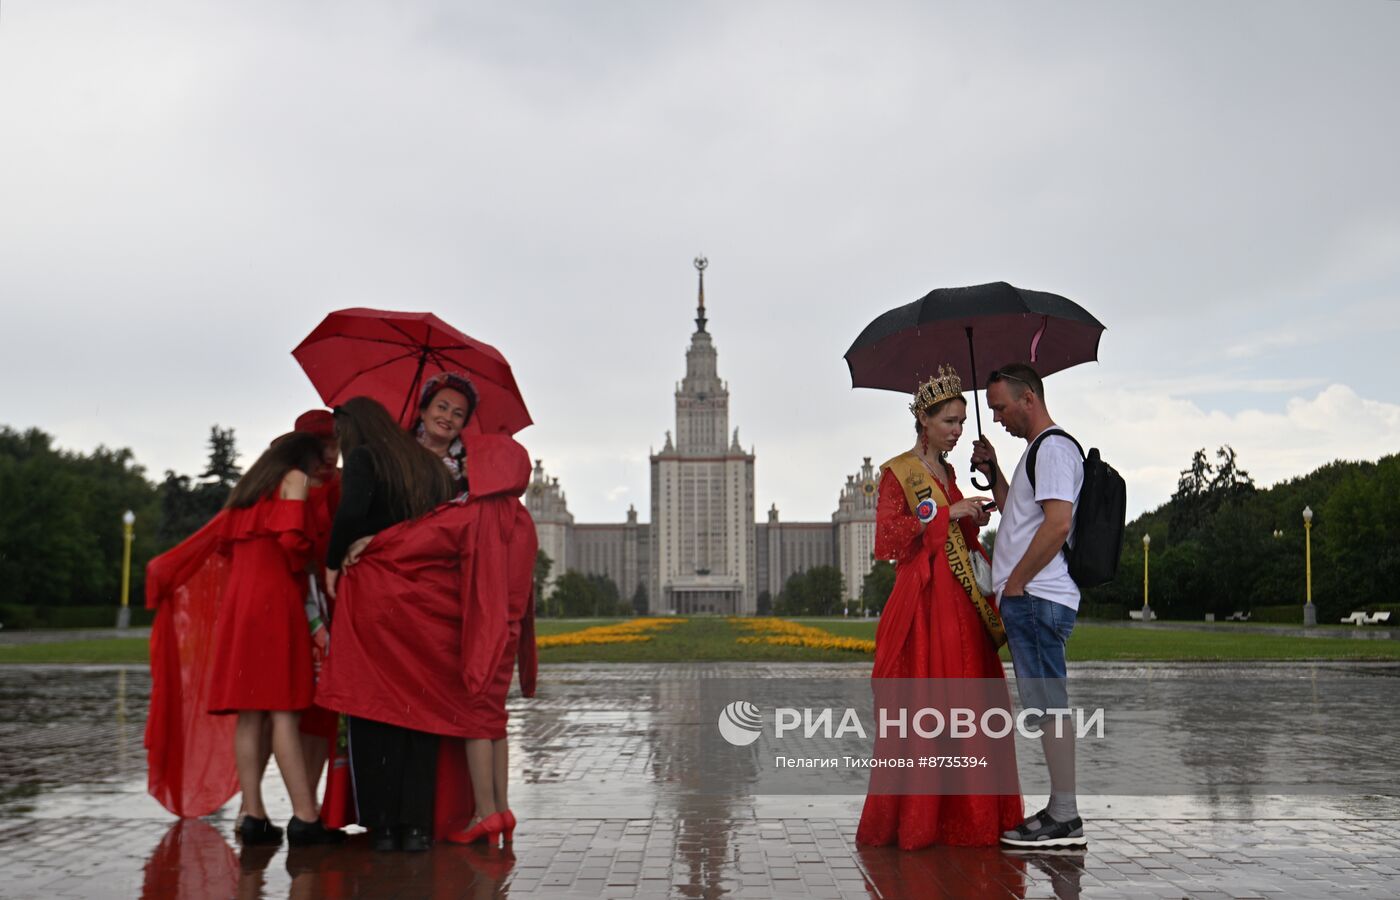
[916,452,949,489]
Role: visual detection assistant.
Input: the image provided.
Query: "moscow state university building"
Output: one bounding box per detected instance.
[527,260,878,616]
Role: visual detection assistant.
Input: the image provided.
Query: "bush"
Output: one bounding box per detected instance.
[0,604,154,630]
[0,603,40,630]
[1247,604,1305,624]
[1076,601,1126,620]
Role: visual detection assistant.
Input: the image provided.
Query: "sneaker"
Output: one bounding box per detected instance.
[238,815,283,845]
[999,812,1087,849]
[287,816,346,846]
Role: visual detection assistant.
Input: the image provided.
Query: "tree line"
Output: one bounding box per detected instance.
[1086,446,1399,621]
[0,424,242,622]
[2,424,1394,625]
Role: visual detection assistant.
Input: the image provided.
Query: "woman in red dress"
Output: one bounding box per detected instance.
[206,432,342,846]
[856,366,1023,850]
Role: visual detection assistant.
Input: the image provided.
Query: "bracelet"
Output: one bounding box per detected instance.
[308,616,324,634]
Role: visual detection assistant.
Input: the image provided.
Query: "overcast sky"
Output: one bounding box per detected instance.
[2,1,1397,526]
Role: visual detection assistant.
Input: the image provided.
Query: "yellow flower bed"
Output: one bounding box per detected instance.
[536,617,684,649]
[730,617,875,654]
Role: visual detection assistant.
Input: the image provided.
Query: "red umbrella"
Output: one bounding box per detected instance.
[293,308,531,435]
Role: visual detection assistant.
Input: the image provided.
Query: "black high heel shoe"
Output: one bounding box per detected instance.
[287,816,346,846]
[238,815,283,845]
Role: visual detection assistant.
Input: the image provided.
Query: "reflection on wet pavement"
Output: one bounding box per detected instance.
[1,662,1398,898]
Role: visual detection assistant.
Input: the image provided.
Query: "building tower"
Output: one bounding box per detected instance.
[650,257,756,614]
[833,456,880,606]
[525,459,573,595]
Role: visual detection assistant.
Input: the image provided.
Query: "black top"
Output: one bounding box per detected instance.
[326,446,405,569]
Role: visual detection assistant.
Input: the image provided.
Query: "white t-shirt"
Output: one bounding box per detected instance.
[991,427,1083,610]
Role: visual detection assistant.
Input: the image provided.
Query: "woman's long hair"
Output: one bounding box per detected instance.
[333,396,454,520]
[225,432,325,510]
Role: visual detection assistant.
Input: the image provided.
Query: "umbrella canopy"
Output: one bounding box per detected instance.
[844,281,1104,394]
[293,308,531,435]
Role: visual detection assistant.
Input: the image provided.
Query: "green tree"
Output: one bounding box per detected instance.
[533,550,553,615]
[631,582,649,616]
[860,559,896,615]
[549,570,624,618]
[776,566,843,616]
[200,425,241,486]
[756,590,772,616]
[0,426,159,608]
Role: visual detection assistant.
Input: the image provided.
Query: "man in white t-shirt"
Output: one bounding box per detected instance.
[971,363,1087,850]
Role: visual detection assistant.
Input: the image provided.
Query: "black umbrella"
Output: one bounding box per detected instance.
[844,281,1105,488]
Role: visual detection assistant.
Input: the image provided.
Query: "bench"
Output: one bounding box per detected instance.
[1341,611,1391,625]
[1225,611,1251,621]
[1129,609,1158,621]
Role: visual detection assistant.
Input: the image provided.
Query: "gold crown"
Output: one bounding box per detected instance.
[909,365,963,413]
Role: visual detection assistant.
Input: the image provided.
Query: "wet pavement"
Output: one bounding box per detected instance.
[1,662,1398,899]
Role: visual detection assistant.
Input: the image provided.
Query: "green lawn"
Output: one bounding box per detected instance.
[0,638,151,665]
[2,617,1399,665]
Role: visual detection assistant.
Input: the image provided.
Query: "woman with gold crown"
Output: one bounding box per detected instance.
[855,365,1024,849]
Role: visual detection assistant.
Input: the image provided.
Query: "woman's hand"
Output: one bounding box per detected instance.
[311,626,329,673]
[343,536,373,567]
[948,496,994,522]
[326,568,339,599]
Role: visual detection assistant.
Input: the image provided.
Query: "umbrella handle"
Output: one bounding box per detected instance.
[965,325,993,492]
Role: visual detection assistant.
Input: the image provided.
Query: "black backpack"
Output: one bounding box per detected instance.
[1026,428,1127,589]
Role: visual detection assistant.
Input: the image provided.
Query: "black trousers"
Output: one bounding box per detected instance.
[348,716,439,830]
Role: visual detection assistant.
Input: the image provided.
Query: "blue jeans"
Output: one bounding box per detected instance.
[1000,592,1077,724]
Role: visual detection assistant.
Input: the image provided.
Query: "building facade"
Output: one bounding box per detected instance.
[528,259,878,614]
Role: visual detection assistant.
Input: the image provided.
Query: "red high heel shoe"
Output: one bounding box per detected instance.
[445,812,506,846]
[501,809,516,844]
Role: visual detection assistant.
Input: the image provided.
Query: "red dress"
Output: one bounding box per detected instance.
[206,494,315,714]
[856,463,1023,849]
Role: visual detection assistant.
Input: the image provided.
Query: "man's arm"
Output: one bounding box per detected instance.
[1002,499,1072,597]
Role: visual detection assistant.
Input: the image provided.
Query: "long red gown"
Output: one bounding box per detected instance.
[206,494,315,714]
[855,463,1023,849]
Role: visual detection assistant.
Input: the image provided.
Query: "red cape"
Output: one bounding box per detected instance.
[144,481,339,818]
[316,434,537,838]
[144,511,238,818]
[316,433,538,735]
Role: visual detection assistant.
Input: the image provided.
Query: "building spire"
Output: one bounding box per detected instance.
[693,255,708,333]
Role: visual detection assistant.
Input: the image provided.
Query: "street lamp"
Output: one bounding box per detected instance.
[1302,506,1316,627]
[1141,533,1151,622]
[118,510,135,629]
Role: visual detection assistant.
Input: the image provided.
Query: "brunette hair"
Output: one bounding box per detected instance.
[225,432,325,509]
[333,396,454,520]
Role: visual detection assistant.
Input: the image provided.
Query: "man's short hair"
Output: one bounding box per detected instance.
[987,363,1044,402]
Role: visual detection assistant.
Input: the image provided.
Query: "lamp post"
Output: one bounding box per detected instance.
[1302,506,1316,627]
[118,510,135,629]
[1141,533,1151,622]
